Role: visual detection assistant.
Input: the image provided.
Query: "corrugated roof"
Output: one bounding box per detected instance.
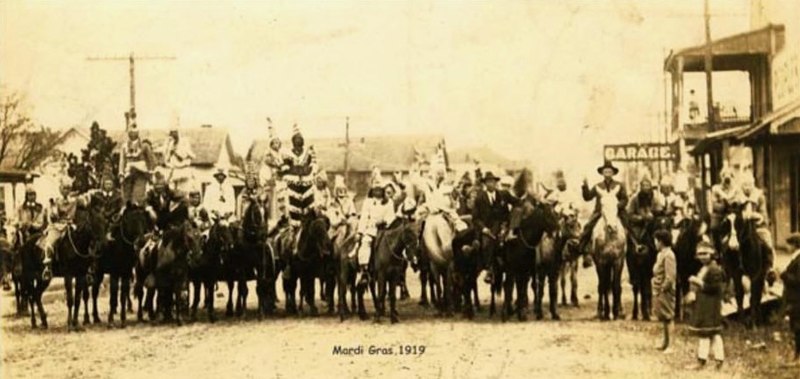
[247,134,446,172]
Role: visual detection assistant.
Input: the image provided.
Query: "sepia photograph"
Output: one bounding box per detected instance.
[1,1,800,378]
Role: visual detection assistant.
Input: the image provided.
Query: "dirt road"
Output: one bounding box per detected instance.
[2,264,799,379]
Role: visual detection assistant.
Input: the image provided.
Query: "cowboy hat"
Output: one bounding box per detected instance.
[483,172,500,182]
[213,168,228,179]
[596,161,619,175]
[787,233,800,248]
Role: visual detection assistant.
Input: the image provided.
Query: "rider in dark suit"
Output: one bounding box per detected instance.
[472,172,519,283]
[90,176,123,247]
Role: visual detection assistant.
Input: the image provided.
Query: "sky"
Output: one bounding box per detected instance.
[0,0,754,179]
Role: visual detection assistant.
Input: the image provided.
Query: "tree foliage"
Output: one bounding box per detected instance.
[0,92,61,171]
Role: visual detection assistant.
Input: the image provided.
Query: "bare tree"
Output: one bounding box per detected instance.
[0,91,61,170]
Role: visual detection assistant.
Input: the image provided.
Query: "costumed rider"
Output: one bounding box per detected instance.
[735,173,777,284]
[539,169,576,217]
[709,167,737,249]
[203,168,237,226]
[36,177,96,281]
[671,171,697,223]
[313,169,332,214]
[579,161,629,268]
[121,123,155,206]
[657,175,679,217]
[282,123,318,254]
[327,174,357,237]
[163,128,196,192]
[237,164,269,234]
[354,171,397,284]
[261,119,289,229]
[627,173,659,254]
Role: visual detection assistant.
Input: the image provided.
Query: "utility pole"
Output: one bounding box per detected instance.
[704,0,715,134]
[86,52,176,131]
[343,116,350,186]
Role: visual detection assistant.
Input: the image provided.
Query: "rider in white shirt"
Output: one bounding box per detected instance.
[203,168,236,225]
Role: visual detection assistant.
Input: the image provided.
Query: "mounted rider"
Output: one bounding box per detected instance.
[312,169,332,214]
[203,168,237,226]
[37,176,96,280]
[121,123,155,205]
[237,165,269,236]
[657,175,679,217]
[327,174,357,234]
[627,174,662,255]
[710,167,737,243]
[163,128,196,193]
[473,171,519,283]
[282,123,318,254]
[14,183,46,245]
[579,161,629,267]
[734,172,776,277]
[538,169,576,218]
[89,174,124,248]
[187,181,212,235]
[355,174,397,274]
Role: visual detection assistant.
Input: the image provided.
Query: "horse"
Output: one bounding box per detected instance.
[421,212,456,316]
[189,221,234,322]
[134,232,159,322]
[532,202,563,321]
[19,235,50,328]
[282,211,331,316]
[7,226,30,316]
[452,225,491,319]
[53,217,96,331]
[673,216,705,321]
[590,188,627,321]
[153,222,201,325]
[372,219,420,323]
[330,218,361,321]
[625,209,667,322]
[231,200,276,319]
[559,211,582,308]
[719,205,771,327]
[94,206,153,327]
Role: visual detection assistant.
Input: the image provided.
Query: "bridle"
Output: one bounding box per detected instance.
[66,225,92,259]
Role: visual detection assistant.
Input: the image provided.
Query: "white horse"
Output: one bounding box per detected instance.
[591,185,627,320]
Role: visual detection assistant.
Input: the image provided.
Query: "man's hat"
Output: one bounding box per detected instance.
[152,171,167,185]
[316,169,328,183]
[483,172,500,182]
[597,161,619,175]
[787,233,800,248]
[213,168,228,180]
[696,240,715,255]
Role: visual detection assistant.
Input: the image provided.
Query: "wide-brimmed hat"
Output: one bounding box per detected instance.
[787,233,800,248]
[483,172,500,182]
[696,240,715,255]
[597,161,619,175]
[213,168,227,179]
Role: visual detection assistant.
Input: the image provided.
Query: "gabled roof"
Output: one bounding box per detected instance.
[664,24,785,72]
[64,126,235,166]
[247,134,446,172]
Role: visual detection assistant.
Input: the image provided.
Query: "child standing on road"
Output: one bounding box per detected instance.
[653,229,677,352]
[686,240,726,369]
[781,233,800,363]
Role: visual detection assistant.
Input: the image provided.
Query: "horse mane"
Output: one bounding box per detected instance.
[512,168,533,198]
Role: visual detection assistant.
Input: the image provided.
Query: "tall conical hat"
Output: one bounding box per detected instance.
[266,117,279,144]
[292,123,302,138]
[316,169,328,182]
[370,166,383,188]
[639,168,653,185]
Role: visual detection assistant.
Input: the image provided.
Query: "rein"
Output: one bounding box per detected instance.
[66,225,92,259]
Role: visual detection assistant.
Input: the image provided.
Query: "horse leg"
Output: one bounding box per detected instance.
[28,279,38,328]
[733,274,745,324]
[374,274,386,323]
[77,276,88,329]
[501,274,514,322]
[135,281,144,322]
[226,280,235,317]
[534,270,544,320]
[64,276,76,331]
[356,274,368,321]
[338,263,349,321]
[595,265,604,320]
[190,280,201,321]
[120,277,130,327]
[174,284,183,326]
[238,279,249,318]
[570,262,579,307]
[612,262,623,320]
[750,277,765,328]
[109,275,119,326]
[305,275,318,317]
[418,269,429,307]
[560,264,568,306]
[91,275,101,324]
[549,270,560,320]
[36,282,48,329]
[462,274,474,320]
[642,273,652,321]
[519,272,530,322]
[145,287,156,322]
[631,281,640,321]
[400,268,410,301]
[325,270,336,316]
[389,275,399,324]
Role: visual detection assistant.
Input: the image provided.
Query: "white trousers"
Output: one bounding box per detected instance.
[697,334,725,361]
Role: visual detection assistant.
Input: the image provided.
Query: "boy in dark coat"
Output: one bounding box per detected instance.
[781,232,800,362]
[686,240,726,369]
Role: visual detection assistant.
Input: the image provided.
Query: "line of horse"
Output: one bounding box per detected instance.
[0,177,773,331]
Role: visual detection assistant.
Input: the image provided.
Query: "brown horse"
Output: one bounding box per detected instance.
[330,218,361,321]
[559,211,582,308]
[372,219,420,323]
[532,203,562,320]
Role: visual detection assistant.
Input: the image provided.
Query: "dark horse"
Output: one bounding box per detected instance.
[230,201,276,319]
[19,235,50,328]
[452,225,491,320]
[189,221,234,322]
[672,216,704,321]
[282,211,331,316]
[371,219,420,323]
[91,206,153,327]
[719,206,771,327]
[330,218,361,321]
[500,199,540,322]
[155,223,201,325]
[625,213,670,321]
[532,202,562,321]
[8,227,31,316]
[54,218,96,331]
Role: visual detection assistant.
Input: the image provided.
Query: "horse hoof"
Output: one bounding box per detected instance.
[119,321,127,329]
[418,299,429,308]
[358,312,368,321]
[535,313,543,321]
[93,315,101,324]
[390,316,399,324]
[83,318,91,326]
[552,313,561,321]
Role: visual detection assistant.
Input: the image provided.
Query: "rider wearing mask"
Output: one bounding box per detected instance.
[735,173,776,281]
[579,161,629,268]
